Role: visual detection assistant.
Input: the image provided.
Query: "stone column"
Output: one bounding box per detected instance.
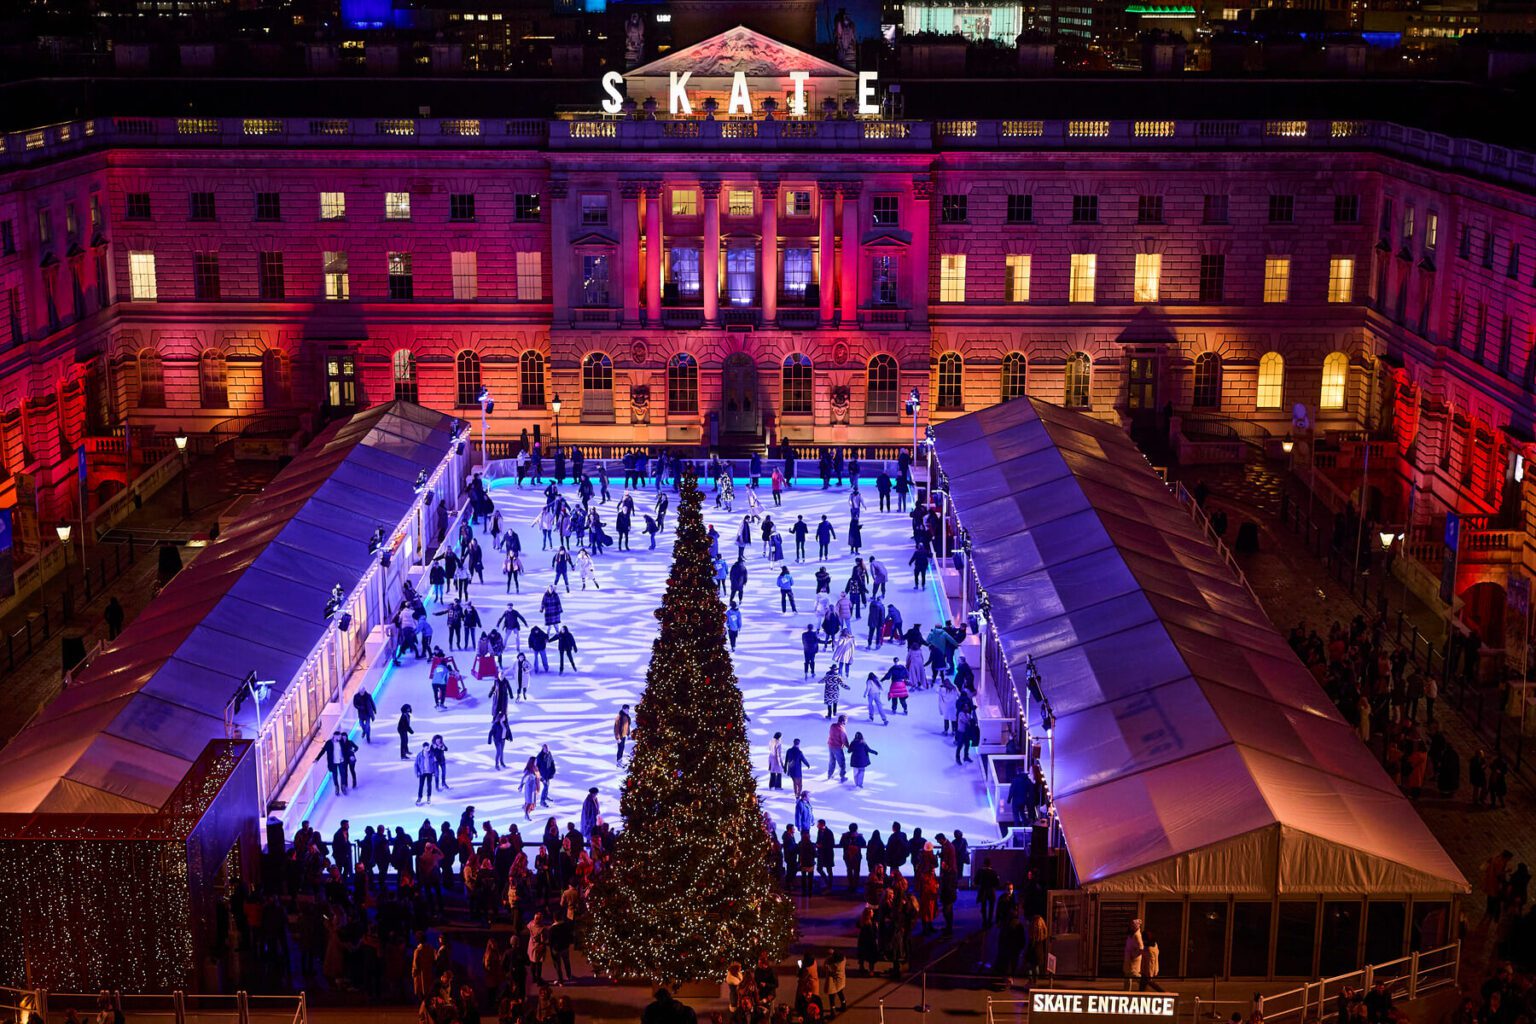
[701,179,722,326]
[620,181,642,325]
[818,180,837,326]
[909,177,932,327]
[840,181,862,325]
[760,178,779,325]
[547,177,570,324]
[644,180,662,325]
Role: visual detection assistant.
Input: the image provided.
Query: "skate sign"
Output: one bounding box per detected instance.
[1030,991,1178,1024]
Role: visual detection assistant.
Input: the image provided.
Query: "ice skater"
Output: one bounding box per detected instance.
[863,672,889,725]
[578,548,599,590]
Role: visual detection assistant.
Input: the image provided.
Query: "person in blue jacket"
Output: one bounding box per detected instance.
[726,601,742,650]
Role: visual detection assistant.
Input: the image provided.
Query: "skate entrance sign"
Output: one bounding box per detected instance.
[1030,991,1178,1024]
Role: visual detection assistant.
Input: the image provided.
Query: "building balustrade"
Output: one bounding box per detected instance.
[1,116,1532,192]
[859,306,909,329]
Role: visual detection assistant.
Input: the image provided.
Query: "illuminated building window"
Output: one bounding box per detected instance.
[393,350,417,403]
[451,251,478,300]
[1327,257,1355,303]
[1133,253,1161,303]
[1263,257,1291,303]
[319,191,346,220]
[782,353,813,415]
[936,351,964,410]
[941,195,968,224]
[867,354,899,417]
[667,353,698,413]
[671,189,698,217]
[1001,352,1027,401]
[1257,351,1285,409]
[727,190,754,217]
[582,254,610,306]
[327,353,358,409]
[668,247,701,300]
[1006,254,1031,303]
[455,351,481,407]
[582,352,613,410]
[323,251,349,301]
[1068,253,1096,303]
[726,248,757,306]
[939,254,966,302]
[785,190,812,217]
[1426,211,1439,250]
[1192,352,1221,409]
[784,247,814,302]
[1320,351,1348,409]
[385,191,412,220]
[517,251,542,301]
[1064,351,1091,408]
[515,193,541,222]
[128,251,157,301]
[520,351,546,408]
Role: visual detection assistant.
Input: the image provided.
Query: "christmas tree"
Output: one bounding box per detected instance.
[585,471,796,987]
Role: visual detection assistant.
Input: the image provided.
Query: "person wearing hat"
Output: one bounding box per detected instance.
[581,787,602,839]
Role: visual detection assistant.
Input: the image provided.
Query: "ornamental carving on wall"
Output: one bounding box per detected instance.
[630,339,649,364]
[830,384,851,425]
[631,385,651,424]
[832,341,851,365]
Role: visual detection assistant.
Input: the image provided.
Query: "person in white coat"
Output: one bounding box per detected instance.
[832,628,856,676]
[768,732,786,789]
[938,679,958,735]
[577,548,599,590]
[1123,919,1145,990]
[863,672,889,725]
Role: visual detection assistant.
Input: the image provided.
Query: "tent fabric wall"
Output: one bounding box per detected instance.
[932,398,1467,898]
[0,402,460,816]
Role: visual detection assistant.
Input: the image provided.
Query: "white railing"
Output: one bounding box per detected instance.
[1172,480,1264,615]
[984,943,1459,1024]
[35,991,306,1024]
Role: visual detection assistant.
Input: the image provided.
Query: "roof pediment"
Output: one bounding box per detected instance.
[629,26,854,79]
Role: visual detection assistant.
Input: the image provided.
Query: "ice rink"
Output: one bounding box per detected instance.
[302,472,996,849]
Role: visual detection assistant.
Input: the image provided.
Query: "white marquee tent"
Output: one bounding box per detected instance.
[932,398,1467,899]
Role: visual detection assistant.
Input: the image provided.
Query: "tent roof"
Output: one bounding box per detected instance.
[933,398,1467,897]
[0,402,460,816]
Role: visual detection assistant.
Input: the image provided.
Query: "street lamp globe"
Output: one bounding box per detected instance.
[55,523,72,544]
[174,430,189,452]
[1281,437,1295,455]
[552,393,563,416]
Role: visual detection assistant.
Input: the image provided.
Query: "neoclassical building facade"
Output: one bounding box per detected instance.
[1,38,1535,642]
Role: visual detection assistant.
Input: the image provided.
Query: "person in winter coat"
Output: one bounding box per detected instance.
[577,548,599,590]
[955,705,978,764]
[414,742,435,805]
[832,628,856,677]
[801,624,821,678]
[1123,919,1145,990]
[536,744,557,807]
[794,791,815,839]
[938,679,959,735]
[866,597,886,650]
[556,625,579,673]
[540,586,563,627]
[825,713,851,781]
[823,670,852,722]
[725,601,742,650]
[520,757,540,820]
[883,659,911,714]
[729,557,749,604]
[816,516,837,559]
[863,672,889,725]
[909,545,931,589]
[850,731,879,788]
[777,567,798,613]
[784,738,813,796]
[488,714,512,770]
[397,704,415,759]
[768,732,786,789]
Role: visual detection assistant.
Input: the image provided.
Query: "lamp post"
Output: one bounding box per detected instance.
[1380,529,1403,609]
[552,392,563,452]
[477,387,492,465]
[905,387,921,464]
[55,522,72,620]
[174,429,190,520]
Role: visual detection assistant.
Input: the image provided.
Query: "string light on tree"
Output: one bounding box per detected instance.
[584,472,796,987]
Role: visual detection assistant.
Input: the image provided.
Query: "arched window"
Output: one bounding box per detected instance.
[1192,352,1222,409]
[867,353,899,417]
[1320,351,1349,410]
[667,353,698,414]
[1256,351,1284,409]
[199,351,228,408]
[519,351,546,409]
[1001,352,1028,402]
[137,349,164,408]
[1064,351,1091,408]
[782,353,813,416]
[582,352,613,420]
[937,352,964,410]
[393,350,417,403]
[263,350,291,408]
[456,351,481,407]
